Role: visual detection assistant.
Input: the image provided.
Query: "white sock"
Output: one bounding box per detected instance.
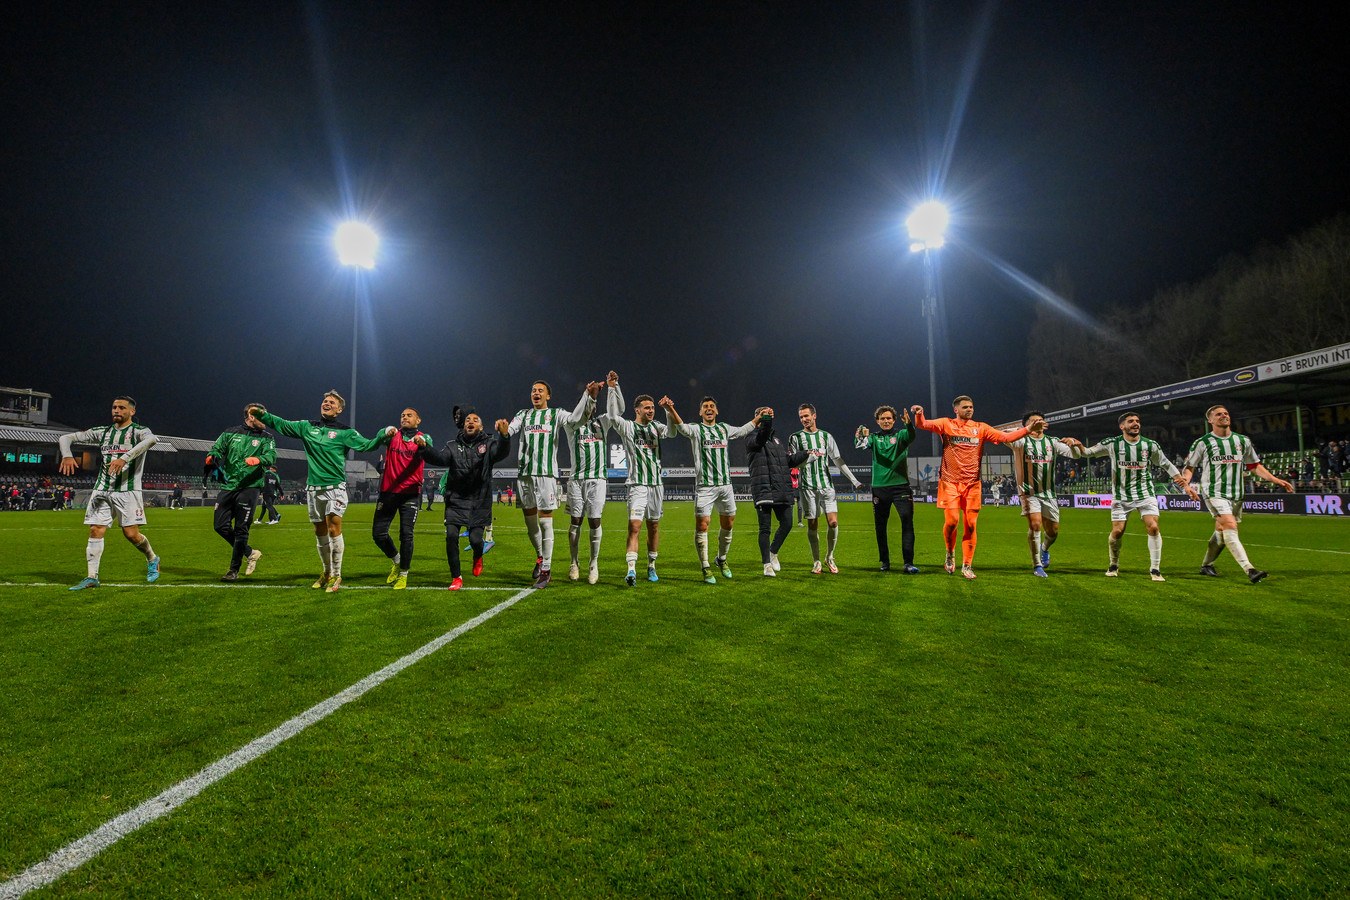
[625,551,638,571]
[484,525,494,543]
[695,531,710,567]
[1203,531,1225,566]
[330,534,345,577]
[539,517,554,571]
[826,524,838,559]
[393,552,400,566]
[647,550,658,566]
[133,536,155,560]
[807,529,820,562]
[1031,530,1042,565]
[589,526,602,567]
[1222,530,1253,570]
[87,537,105,578]
[524,514,541,556]
[568,522,581,566]
[1108,536,1121,566]
[718,528,733,561]
[1147,533,1162,570]
[317,535,332,574]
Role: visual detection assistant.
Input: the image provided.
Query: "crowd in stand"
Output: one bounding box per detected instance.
[5,481,75,510]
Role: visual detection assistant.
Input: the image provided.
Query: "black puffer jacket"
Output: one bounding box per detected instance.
[421,429,509,527]
[745,419,810,506]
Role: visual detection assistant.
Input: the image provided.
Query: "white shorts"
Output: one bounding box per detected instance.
[1110,496,1159,521]
[567,478,607,519]
[695,483,737,518]
[307,485,349,522]
[84,491,146,527]
[518,476,559,512]
[799,486,837,519]
[1204,496,1243,523]
[1020,495,1060,522]
[627,484,664,521]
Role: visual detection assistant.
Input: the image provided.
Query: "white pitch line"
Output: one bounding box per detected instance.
[0,581,521,591]
[0,585,536,900]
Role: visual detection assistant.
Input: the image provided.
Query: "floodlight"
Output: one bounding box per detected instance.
[906,201,949,251]
[335,221,379,269]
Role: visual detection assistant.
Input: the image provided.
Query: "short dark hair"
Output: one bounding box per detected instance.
[798,403,816,415]
[874,405,897,419]
[953,395,972,406]
[701,396,717,406]
[245,403,264,417]
[634,394,655,407]
[1022,410,1044,427]
[533,381,552,397]
[114,395,137,408]
[1118,411,1139,425]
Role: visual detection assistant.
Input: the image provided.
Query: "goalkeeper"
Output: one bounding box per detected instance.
[206,404,277,581]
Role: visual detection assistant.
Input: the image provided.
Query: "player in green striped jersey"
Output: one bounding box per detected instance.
[666,397,760,582]
[58,395,161,590]
[1181,404,1292,584]
[605,374,671,585]
[563,370,624,583]
[1079,411,1197,581]
[1008,412,1082,577]
[790,404,862,574]
[500,379,600,588]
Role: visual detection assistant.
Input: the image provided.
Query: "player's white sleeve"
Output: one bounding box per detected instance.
[559,390,595,429]
[1079,441,1107,458]
[673,421,697,439]
[58,428,100,459]
[506,411,526,437]
[123,429,158,463]
[826,434,862,487]
[1150,444,1181,478]
[1051,439,1076,458]
[1184,441,1206,469]
[726,419,757,440]
[1242,439,1260,466]
[606,384,625,423]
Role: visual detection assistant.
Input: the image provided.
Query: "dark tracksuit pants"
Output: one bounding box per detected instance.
[214,487,260,572]
[756,503,795,563]
[373,490,421,569]
[872,484,915,567]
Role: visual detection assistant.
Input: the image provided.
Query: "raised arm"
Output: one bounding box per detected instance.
[607,381,626,423]
[826,434,863,488]
[727,408,769,441]
[561,384,600,428]
[910,406,942,434]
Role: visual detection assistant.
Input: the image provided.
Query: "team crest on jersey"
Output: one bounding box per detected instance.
[251,439,260,447]
[477,445,485,454]
[886,436,896,445]
[328,431,337,439]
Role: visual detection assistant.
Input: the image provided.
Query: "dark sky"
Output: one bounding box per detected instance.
[3,1,1345,447]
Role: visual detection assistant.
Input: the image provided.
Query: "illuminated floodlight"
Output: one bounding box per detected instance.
[906,201,949,251]
[335,221,379,269]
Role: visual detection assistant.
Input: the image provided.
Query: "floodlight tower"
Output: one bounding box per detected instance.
[906,201,948,457]
[335,221,378,435]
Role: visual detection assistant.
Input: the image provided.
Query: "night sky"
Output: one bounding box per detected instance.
[3,2,1345,448]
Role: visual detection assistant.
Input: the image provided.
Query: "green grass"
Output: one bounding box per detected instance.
[2,502,1348,897]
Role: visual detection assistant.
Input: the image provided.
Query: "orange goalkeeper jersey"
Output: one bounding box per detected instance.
[916,414,1028,485]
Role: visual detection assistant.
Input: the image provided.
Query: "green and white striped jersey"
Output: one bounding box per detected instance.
[789,429,842,490]
[610,417,668,486]
[59,424,157,492]
[565,416,613,480]
[1009,434,1075,500]
[508,391,595,478]
[1185,432,1259,502]
[1080,435,1179,502]
[673,420,757,486]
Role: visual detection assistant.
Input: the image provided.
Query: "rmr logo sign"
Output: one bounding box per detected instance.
[1306,495,1344,515]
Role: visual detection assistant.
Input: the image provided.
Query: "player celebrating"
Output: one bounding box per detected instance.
[913,396,1030,579]
[666,396,761,582]
[563,371,624,583]
[58,396,161,590]
[856,405,919,574]
[372,408,432,590]
[251,392,394,592]
[500,379,600,588]
[1182,404,1293,583]
[605,375,670,586]
[1078,411,1198,581]
[206,404,277,582]
[791,403,863,573]
[1008,412,1082,578]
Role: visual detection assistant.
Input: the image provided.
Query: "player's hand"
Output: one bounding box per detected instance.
[384,426,397,437]
[245,457,261,466]
[856,425,869,439]
[495,419,510,435]
[1183,484,1200,501]
[658,395,674,410]
[606,370,619,387]
[909,405,922,420]
[1277,478,1294,493]
[586,381,602,398]
[59,457,77,476]
[414,435,427,447]
[108,458,127,475]
[249,407,266,419]
[1028,416,1046,436]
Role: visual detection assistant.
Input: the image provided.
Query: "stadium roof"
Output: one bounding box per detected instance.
[997,341,1350,449]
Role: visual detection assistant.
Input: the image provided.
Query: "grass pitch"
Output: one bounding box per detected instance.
[1,501,1348,898]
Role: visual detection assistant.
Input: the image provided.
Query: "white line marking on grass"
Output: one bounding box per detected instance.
[0,586,537,900]
[0,582,521,591]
